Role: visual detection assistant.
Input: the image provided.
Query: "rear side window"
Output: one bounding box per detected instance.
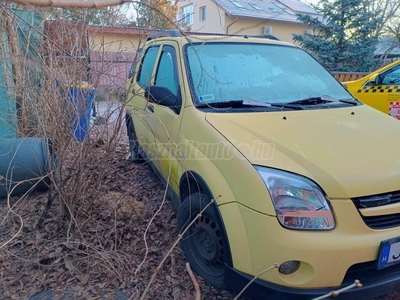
[155,45,179,96]
[137,46,159,88]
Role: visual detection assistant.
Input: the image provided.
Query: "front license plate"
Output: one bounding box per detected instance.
[377,236,400,269]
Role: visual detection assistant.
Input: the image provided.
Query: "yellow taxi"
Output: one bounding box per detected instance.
[344,60,400,118]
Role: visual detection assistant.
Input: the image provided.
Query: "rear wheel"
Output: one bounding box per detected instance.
[177,192,228,288]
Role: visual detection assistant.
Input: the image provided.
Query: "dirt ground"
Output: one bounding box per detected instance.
[1,102,400,300]
[0,137,235,299]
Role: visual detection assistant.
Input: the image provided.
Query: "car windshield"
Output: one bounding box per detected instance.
[185,42,353,105]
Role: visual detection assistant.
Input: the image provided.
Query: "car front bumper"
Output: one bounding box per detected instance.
[225,262,400,299]
[219,200,400,297]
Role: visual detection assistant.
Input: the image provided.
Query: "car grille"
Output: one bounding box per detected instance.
[352,191,400,229]
[343,260,400,286]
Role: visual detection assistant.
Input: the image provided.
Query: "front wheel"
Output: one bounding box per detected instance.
[177,192,229,288]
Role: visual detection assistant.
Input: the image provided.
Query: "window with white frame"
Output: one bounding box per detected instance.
[181,5,194,25]
[199,6,206,22]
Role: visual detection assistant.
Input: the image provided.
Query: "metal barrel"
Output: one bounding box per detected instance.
[0,138,54,199]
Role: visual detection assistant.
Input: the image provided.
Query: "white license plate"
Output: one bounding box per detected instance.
[378,236,400,269]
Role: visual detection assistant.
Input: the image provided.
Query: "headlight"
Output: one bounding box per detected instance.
[255,166,335,230]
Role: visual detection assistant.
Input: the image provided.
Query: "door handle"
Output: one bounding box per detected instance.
[147,104,154,113]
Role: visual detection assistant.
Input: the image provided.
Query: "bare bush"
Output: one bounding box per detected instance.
[0,8,127,221]
[0,4,135,297]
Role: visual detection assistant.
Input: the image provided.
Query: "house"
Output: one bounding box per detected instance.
[87,26,153,87]
[175,0,320,42]
[375,36,400,63]
[44,21,158,88]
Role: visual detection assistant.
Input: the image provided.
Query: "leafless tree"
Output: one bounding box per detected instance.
[4,0,130,8]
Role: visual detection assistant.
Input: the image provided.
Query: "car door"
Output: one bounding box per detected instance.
[145,43,183,191]
[127,45,161,153]
[356,64,400,118]
[380,65,400,119]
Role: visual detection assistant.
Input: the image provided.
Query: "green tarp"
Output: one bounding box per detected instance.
[0,9,43,140]
[0,31,16,139]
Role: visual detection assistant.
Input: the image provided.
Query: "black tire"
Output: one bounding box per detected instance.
[177,192,228,289]
[127,118,143,163]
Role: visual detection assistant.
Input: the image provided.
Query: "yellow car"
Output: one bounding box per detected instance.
[345,60,400,118]
[126,30,400,299]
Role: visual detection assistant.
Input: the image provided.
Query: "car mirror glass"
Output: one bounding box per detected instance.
[145,85,181,113]
[369,73,381,85]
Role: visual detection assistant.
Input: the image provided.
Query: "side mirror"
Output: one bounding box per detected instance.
[145,85,181,113]
[368,73,382,85]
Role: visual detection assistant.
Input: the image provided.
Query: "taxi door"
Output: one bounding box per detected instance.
[355,64,400,118]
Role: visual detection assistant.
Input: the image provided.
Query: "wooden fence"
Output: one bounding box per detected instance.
[331,72,369,82]
[89,51,135,88]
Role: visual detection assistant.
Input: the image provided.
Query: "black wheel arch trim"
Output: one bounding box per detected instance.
[125,111,133,133]
[179,171,233,268]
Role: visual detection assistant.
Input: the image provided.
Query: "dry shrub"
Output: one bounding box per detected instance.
[0,6,135,221]
[0,6,136,297]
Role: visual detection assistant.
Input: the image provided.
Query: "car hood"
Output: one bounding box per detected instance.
[205,106,400,199]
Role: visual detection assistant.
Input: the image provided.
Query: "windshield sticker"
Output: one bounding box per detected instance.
[199,94,215,102]
[389,102,400,119]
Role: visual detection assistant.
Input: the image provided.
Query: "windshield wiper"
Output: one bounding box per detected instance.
[196,99,304,110]
[196,100,265,108]
[286,95,358,106]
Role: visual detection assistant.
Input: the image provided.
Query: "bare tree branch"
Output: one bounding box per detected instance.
[3,0,131,8]
[186,263,201,300]
[369,0,400,37]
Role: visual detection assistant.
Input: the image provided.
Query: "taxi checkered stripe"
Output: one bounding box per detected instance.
[357,85,400,93]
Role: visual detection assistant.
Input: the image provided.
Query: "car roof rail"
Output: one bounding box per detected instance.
[243,34,280,40]
[146,29,182,41]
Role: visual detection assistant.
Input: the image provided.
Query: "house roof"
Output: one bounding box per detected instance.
[87,25,158,35]
[213,0,319,23]
[375,36,400,58]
